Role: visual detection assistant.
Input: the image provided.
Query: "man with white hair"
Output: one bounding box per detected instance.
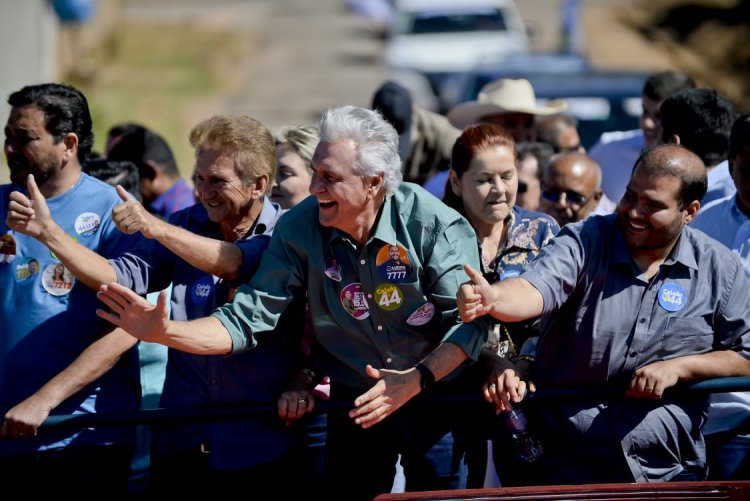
[97,105,488,500]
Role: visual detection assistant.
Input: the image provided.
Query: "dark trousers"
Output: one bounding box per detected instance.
[323,382,468,500]
[0,444,133,496]
[149,444,306,497]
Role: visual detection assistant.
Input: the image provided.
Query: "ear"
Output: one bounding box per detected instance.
[448,169,461,196]
[368,173,384,196]
[668,133,681,145]
[683,200,700,223]
[252,174,269,198]
[592,190,603,204]
[62,133,78,161]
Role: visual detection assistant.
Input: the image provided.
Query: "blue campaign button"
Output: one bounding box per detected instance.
[658,282,687,312]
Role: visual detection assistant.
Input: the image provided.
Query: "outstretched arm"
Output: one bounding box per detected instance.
[112,185,244,281]
[457,264,544,323]
[0,327,137,440]
[6,174,117,289]
[96,282,232,354]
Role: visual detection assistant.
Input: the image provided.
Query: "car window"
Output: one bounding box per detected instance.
[408,9,508,35]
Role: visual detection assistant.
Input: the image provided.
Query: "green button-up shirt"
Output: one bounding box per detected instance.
[213,182,487,390]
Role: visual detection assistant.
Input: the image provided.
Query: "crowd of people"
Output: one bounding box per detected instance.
[1,71,749,498]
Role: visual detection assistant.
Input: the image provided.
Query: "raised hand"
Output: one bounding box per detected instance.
[6,174,53,239]
[456,263,497,322]
[111,185,165,239]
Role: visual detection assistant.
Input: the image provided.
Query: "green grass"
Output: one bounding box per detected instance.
[67,19,248,178]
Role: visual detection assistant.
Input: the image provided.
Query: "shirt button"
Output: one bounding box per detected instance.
[367,293,373,299]
[629,351,637,358]
[386,357,392,363]
[639,318,646,324]
[360,259,366,265]
[377,325,383,331]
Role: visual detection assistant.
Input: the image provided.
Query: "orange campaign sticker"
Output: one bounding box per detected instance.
[376,243,411,282]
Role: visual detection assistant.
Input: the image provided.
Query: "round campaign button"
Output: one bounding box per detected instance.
[74,212,101,237]
[192,276,213,304]
[658,282,687,312]
[406,302,435,326]
[340,282,369,320]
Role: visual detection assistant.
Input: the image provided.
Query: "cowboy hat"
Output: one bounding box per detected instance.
[448,78,567,129]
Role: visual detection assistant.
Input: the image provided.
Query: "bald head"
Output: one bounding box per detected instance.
[540,152,603,225]
[633,144,707,209]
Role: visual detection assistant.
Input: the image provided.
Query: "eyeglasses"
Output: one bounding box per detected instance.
[541,189,588,207]
[517,181,528,194]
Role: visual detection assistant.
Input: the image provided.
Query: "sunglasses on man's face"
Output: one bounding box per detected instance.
[541,188,588,207]
[517,181,528,194]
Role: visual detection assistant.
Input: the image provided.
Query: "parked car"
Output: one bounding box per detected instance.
[443,55,649,149]
[384,0,530,99]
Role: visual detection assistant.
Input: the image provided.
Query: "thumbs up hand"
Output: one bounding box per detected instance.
[111,185,163,239]
[6,174,53,239]
[457,263,497,323]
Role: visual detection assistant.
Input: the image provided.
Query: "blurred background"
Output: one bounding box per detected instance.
[1,0,748,183]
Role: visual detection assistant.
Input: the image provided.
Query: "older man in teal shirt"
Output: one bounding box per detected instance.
[98,105,487,499]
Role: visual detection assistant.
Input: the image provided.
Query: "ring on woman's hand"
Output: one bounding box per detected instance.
[298,398,307,404]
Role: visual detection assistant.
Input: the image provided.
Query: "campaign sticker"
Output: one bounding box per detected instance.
[41,263,75,296]
[192,276,213,305]
[74,212,101,237]
[658,282,687,312]
[13,257,40,283]
[376,243,412,282]
[340,282,369,320]
[406,302,435,326]
[324,257,342,282]
[375,283,404,311]
[0,233,17,264]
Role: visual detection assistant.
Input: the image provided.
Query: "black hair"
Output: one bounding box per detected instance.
[107,124,180,179]
[642,70,696,101]
[83,158,142,202]
[660,88,738,167]
[7,83,94,163]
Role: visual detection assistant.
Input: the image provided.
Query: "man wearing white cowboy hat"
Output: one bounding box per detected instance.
[448,78,567,142]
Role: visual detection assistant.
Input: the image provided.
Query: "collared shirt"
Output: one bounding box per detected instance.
[692,195,750,435]
[0,174,143,455]
[214,182,488,392]
[110,197,299,469]
[149,177,195,218]
[521,213,750,481]
[588,129,643,203]
[693,194,750,276]
[703,160,736,207]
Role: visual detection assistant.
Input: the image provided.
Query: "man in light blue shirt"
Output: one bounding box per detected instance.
[691,113,750,480]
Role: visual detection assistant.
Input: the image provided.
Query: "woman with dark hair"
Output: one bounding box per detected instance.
[445,123,559,487]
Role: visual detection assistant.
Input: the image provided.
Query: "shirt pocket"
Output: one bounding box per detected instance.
[662,316,714,357]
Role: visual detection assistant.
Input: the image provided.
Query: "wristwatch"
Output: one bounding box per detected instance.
[414,362,435,391]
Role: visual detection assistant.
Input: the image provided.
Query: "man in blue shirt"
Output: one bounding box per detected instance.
[691,113,750,480]
[458,143,750,483]
[0,83,142,495]
[7,115,300,496]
